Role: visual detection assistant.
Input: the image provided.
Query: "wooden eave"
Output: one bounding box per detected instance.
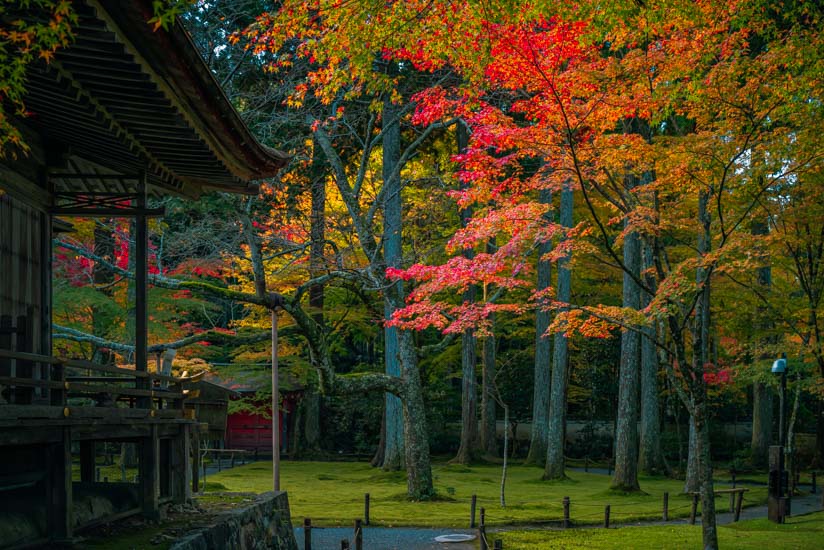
[18,0,288,198]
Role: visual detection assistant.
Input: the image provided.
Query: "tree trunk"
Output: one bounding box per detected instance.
[750,218,773,470]
[694,190,719,550]
[309,138,326,318]
[695,403,719,550]
[381,95,405,470]
[639,241,664,475]
[452,120,480,465]
[544,182,572,480]
[787,371,802,494]
[500,403,509,507]
[481,326,498,458]
[815,400,824,469]
[684,417,700,492]
[751,382,773,469]
[612,220,641,492]
[302,387,322,455]
[399,329,434,499]
[453,327,479,464]
[92,221,115,364]
[371,399,387,467]
[526,188,552,466]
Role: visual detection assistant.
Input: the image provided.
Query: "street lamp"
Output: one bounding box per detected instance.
[768,352,789,523]
[771,353,787,448]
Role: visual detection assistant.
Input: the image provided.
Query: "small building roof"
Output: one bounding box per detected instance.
[18,0,288,198]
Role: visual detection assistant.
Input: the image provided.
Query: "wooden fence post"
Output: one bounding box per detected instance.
[479,507,487,550]
[734,492,744,522]
[604,505,610,528]
[812,472,817,494]
[354,519,363,550]
[690,493,699,525]
[563,496,570,529]
[470,494,477,528]
[364,493,370,526]
[663,492,669,521]
[304,518,311,550]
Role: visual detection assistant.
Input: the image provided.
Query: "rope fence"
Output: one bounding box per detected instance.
[296,486,776,549]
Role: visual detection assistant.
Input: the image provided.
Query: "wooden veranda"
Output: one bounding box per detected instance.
[0,1,287,547]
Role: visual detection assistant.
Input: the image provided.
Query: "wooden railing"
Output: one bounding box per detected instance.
[0,349,192,419]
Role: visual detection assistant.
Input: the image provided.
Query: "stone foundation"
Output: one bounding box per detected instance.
[171,492,297,550]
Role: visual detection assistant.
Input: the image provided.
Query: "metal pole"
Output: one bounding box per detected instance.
[779,370,787,449]
[781,368,787,499]
[272,309,280,492]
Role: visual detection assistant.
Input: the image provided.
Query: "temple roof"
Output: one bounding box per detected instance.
[21,0,288,198]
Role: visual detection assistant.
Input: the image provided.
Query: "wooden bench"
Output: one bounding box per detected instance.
[688,488,748,523]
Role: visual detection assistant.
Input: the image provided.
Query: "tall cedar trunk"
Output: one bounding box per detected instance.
[786,373,802,494]
[481,238,497,457]
[544,182,572,480]
[750,218,772,469]
[301,389,321,455]
[751,382,773,469]
[695,403,718,549]
[304,139,326,456]
[526,188,552,466]
[612,215,641,492]
[639,240,664,475]
[684,417,700,492]
[371,399,387,467]
[453,327,478,463]
[695,190,719,550]
[309,138,326,317]
[685,191,712,494]
[125,219,136,363]
[381,95,405,470]
[481,317,497,457]
[453,120,479,464]
[92,221,115,364]
[398,328,434,498]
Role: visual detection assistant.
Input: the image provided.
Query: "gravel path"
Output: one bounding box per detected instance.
[293,526,478,550]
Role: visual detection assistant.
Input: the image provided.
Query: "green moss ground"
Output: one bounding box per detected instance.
[497,512,824,549]
[205,461,767,527]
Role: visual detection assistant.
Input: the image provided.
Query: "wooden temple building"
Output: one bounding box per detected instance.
[0,1,287,547]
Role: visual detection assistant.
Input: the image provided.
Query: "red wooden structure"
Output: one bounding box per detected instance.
[226,391,301,455]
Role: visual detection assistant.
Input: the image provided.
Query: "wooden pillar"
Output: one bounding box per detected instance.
[192,427,201,493]
[135,175,149,408]
[47,427,73,541]
[172,425,192,503]
[79,440,95,482]
[140,424,160,520]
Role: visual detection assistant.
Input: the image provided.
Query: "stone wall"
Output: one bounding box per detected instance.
[171,492,297,550]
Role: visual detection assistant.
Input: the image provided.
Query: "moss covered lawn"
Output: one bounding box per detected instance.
[497,512,824,549]
[204,461,767,527]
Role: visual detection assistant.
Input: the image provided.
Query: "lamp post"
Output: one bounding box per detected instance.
[272,307,280,493]
[772,353,788,449]
[768,353,788,522]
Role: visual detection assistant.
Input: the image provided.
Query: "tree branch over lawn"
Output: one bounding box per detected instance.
[53,324,271,354]
[53,238,403,397]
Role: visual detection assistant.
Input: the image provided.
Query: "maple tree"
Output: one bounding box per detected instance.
[372,1,823,547]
